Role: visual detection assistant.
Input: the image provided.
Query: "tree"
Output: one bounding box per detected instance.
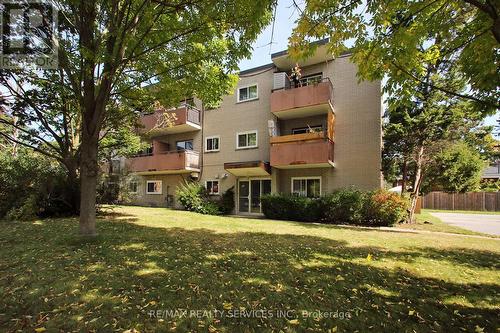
[423,142,486,193]
[382,54,490,221]
[2,0,275,236]
[289,0,500,112]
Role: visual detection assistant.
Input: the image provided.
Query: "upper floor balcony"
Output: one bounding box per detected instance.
[140,104,201,137]
[270,132,334,169]
[270,77,333,119]
[127,150,200,175]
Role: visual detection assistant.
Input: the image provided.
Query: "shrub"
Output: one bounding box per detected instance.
[319,189,367,224]
[176,182,208,212]
[363,190,409,226]
[176,182,233,215]
[261,188,410,227]
[261,194,321,222]
[218,186,235,215]
[0,150,77,220]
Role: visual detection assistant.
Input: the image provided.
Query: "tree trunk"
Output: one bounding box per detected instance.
[79,132,99,236]
[64,157,80,215]
[409,146,424,223]
[401,158,407,197]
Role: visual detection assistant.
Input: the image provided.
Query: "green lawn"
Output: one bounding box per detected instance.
[1,205,499,332]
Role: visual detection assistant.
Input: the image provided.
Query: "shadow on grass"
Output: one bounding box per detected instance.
[0,217,498,332]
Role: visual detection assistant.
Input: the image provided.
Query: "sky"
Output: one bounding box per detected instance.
[237,0,498,133]
[238,0,300,71]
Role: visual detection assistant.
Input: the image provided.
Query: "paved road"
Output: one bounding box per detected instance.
[430,212,500,236]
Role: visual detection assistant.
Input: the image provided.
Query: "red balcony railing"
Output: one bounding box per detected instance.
[127,150,200,173]
[270,132,334,168]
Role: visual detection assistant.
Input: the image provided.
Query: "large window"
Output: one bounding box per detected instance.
[237,84,258,102]
[292,177,321,198]
[237,130,258,149]
[300,73,323,86]
[146,180,162,194]
[206,180,220,195]
[176,140,193,151]
[292,125,323,135]
[205,136,220,152]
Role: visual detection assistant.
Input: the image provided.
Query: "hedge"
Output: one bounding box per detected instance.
[261,189,408,227]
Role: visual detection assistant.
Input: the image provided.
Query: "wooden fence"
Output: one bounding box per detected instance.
[422,191,500,212]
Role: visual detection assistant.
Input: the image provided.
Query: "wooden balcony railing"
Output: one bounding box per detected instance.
[127,150,200,174]
[270,133,334,168]
[270,78,333,118]
[140,105,201,136]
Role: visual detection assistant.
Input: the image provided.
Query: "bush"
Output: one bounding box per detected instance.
[261,188,409,227]
[218,186,235,215]
[0,150,78,220]
[363,190,409,226]
[261,194,321,222]
[176,182,234,215]
[319,189,367,224]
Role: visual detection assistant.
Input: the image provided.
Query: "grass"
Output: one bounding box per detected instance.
[0,205,499,332]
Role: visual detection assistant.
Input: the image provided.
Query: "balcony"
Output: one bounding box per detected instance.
[270,79,333,119]
[127,150,200,175]
[270,132,334,169]
[140,105,201,137]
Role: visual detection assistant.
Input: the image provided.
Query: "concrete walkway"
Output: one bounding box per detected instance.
[429,212,500,236]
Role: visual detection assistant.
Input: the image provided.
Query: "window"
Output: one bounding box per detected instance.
[146,180,162,194]
[129,181,138,194]
[206,180,220,195]
[236,131,258,149]
[237,84,258,102]
[292,177,321,198]
[176,140,193,151]
[205,136,220,152]
[292,125,323,135]
[300,74,323,86]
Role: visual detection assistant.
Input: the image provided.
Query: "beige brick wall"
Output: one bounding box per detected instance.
[200,67,275,195]
[128,55,382,210]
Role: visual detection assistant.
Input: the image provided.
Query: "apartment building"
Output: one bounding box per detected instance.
[124,40,383,214]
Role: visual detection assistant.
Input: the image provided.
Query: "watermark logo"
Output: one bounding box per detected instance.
[0,0,58,69]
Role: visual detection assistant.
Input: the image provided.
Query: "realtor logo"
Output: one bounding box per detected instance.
[0,0,58,69]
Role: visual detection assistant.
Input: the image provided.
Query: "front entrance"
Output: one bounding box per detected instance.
[238,179,271,214]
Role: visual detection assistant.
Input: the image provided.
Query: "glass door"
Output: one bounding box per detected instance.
[238,180,250,213]
[239,179,271,214]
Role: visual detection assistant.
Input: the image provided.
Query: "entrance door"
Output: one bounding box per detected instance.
[238,180,250,213]
[239,179,271,214]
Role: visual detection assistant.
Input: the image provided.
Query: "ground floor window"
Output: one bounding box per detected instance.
[129,181,138,193]
[292,177,321,198]
[146,180,162,194]
[206,180,220,195]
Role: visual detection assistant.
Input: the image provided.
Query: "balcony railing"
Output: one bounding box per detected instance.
[140,105,201,136]
[270,78,333,119]
[127,150,200,174]
[270,132,334,168]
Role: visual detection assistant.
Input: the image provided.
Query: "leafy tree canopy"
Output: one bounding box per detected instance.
[289,0,499,113]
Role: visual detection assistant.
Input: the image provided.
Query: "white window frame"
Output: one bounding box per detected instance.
[146,180,163,194]
[206,180,220,195]
[129,181,138,194]
[291,177,322,197]
[236,130,258,149]
[237,83,258,103]
[205,135,220,152]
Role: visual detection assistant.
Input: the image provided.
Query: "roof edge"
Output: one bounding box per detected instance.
[238,63,275,75]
